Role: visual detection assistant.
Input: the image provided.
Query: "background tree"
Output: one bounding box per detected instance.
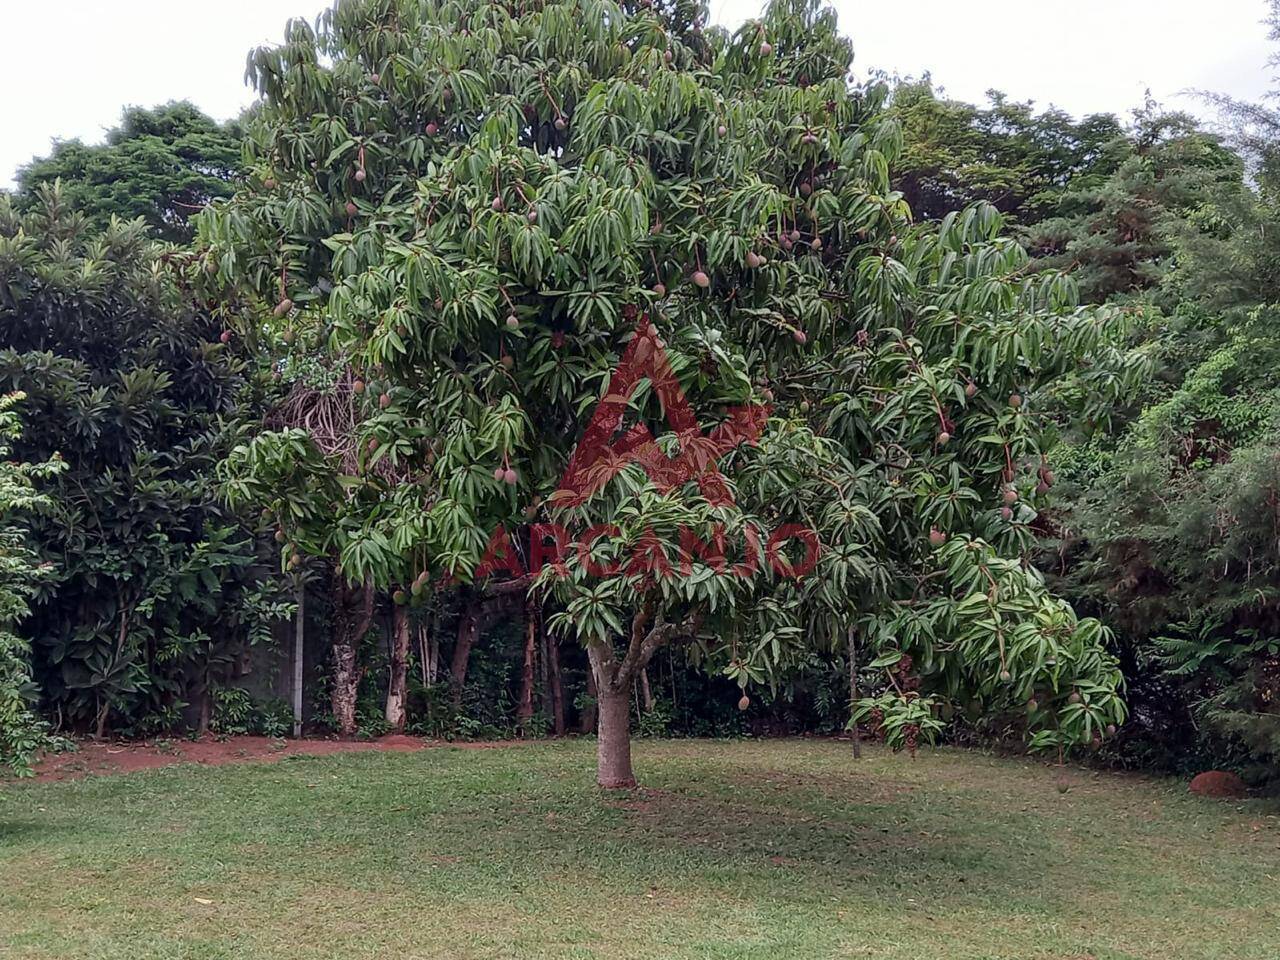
[1035,5,1280,782]
[0,186,289,737]
[15,102,244,243]
[1023,103,1240,303]
[1042,178,1280,780]
[0,394,65,776]
[221,384,414,738]
[889,81,1123,225]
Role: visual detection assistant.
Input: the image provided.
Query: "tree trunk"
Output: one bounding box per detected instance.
[588,607,687,787]
[539,620,552,720]
[516,601,538,732]
[385,603,411,733]
[292,579,305,738]
[331,568,374,739]
[331,637,360,739]
[579,665,598,734]
[196,676,211,738]
[419,608,439,686]
[546,632,565,736]
[94,698,109,740]
[639,668,655,712]
[848,625,862,760]
[191,654,212,738]
[588,643,636,788]
[449,590,481,709]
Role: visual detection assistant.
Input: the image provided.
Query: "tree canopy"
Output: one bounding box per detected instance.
[0,393,64,776]
[0,185,286,738]
[203,0,1134,785]
[15,102,244,243]
[889,82,1124,225]
[3,0,1278,792]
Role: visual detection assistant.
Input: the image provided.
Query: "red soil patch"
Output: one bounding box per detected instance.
[1189,770,1249,799]
[21,734,518,783]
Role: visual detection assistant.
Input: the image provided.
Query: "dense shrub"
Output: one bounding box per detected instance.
[0,187,290,737]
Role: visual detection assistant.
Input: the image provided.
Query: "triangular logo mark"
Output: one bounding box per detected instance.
[553,316,769,508]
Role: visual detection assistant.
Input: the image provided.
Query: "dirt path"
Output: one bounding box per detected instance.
[25,734,520,782]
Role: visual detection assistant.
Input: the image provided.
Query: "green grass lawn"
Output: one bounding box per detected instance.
[2,739,1278,960]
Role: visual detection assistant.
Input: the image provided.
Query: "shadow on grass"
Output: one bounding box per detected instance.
[0,819,64,845]
[3,742,1279,960]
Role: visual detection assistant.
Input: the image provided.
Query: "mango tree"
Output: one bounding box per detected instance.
[203,0,1133,785]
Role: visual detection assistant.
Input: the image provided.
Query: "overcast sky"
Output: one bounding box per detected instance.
[1,1,1274,188]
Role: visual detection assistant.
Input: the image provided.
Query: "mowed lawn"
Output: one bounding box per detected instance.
[1,739,1278,960]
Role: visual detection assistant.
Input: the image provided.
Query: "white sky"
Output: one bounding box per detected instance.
[1,0,1274,188]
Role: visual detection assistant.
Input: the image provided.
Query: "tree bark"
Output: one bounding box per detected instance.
[419,607,439,686]
[589,644,636,789]
[546,631,565,736]
[539,618,552,721]
[848,625,862,760]
[331,567,374,739]
[418,622,432,685]
[196,676,211,738]
[385,603,411,733]
[445,579,529,710]
[579,665,598,734]
[95,698,110,741]
[449,590,481,709]
[639,668,655,713]
[293,579,305,738]
[193,650,213,738]
[516,600,538,732]
[584,608,694,787]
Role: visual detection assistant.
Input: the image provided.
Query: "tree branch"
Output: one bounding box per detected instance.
[482,574,534,597]
[614,607,699,691]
